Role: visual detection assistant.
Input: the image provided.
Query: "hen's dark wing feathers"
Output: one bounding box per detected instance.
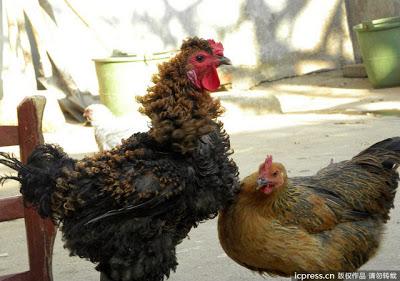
[290,137,400,228]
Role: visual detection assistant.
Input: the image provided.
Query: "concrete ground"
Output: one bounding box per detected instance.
[0,70,400,280]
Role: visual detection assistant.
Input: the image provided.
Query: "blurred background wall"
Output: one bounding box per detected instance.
[1,0,400,122]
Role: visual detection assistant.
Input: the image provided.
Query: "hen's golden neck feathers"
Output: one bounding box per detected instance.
[137,37,225,154]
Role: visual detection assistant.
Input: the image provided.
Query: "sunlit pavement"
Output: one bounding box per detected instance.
[1,70,400,280]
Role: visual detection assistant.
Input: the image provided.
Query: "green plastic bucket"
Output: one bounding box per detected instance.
[94,52,173,116]
[354,16,400,88]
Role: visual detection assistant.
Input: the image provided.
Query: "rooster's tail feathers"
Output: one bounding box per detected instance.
[0,144,73,218]
[0,155,25,184]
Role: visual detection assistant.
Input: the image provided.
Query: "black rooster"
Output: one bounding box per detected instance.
[0,37,239,281]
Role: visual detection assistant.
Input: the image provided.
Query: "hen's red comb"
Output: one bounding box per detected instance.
[207,39,224,56]
[264,155,273,170]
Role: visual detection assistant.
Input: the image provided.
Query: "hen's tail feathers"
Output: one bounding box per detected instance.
[354,137,400,216]
[353,137,400,169]
[0,144,74,218]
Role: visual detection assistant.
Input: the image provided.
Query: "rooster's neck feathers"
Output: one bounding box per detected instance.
[137,37,225,154]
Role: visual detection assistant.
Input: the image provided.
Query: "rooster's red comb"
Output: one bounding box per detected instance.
[207,39,224,56]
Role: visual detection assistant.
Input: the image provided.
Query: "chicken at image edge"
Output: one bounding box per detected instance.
[0,37,239,281]
[218,137,399,276]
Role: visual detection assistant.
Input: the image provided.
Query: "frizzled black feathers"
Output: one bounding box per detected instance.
[0,37,239,281]
[0,152,24,184]
[0,144,75,219]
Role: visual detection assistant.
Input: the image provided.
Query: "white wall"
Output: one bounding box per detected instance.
[56,0,355,89]
[7,0,400,96]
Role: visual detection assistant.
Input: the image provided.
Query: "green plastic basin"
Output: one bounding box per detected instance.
[94,52,173,116]
[354,16,400,88]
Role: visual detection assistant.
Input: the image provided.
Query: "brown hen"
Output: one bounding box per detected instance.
[218,137,400,277]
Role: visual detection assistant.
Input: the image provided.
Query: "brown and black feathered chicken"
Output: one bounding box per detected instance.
[218,137,400,277]
[0,37,239,281]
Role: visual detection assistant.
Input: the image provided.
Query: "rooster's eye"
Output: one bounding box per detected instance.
[195,55,205,62]
[272,171,278,177]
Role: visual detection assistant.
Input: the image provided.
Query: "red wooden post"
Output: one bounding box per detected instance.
[0,272,30,281]
[0,126,19,147]
[0,196,24,222]
[0,96,57,281]
[16,96,56,281]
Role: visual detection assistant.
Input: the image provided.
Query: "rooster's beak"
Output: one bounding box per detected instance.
[218,56,231,66]
[256,177,269,190]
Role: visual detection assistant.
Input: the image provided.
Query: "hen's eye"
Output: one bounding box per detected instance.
[195,55,205,62]
[272,171,278,177]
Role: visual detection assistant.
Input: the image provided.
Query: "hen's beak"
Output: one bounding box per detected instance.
[218,56,232,66]
[256,177,269,190]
